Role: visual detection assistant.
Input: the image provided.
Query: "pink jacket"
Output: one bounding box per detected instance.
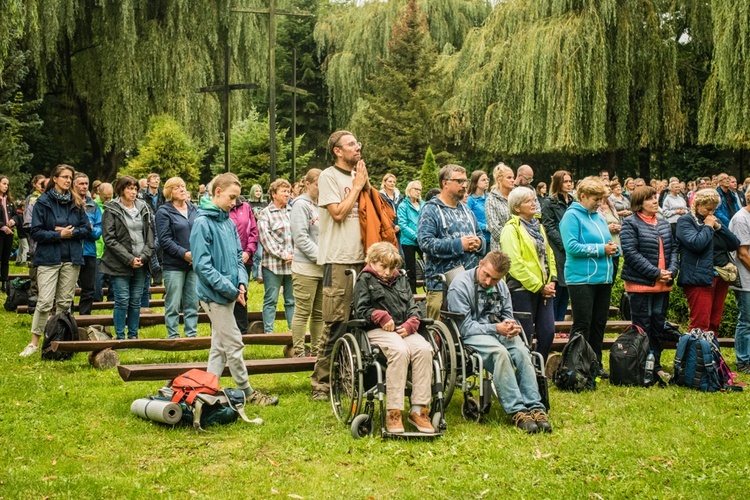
[229,201,259,257]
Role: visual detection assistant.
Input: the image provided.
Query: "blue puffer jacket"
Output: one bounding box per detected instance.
[559,202,618,285]
[190,197,248,304]
[620,214,678,286]
[82,195,103,258]
[397,197,423,247]
[675,212,740,287]
[156,201,197,271]
[30,191,91,266]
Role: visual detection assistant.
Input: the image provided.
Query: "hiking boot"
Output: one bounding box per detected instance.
[386,409,404,434]
[247,390,279,406]
[737,362,750,374]
[311,390,329,402]
[408,408,435,434]
[19,343,38,357]
[512,411,539,434]
[530,409,553,433]
[598,368,610,380]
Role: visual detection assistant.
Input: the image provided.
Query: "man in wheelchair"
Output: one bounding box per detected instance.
[446,250,552,434]
[353,242,435,434]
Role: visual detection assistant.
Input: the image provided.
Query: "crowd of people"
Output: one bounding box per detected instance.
[5,132,750,434]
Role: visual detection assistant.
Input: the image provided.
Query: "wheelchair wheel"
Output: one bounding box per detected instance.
[428,322,457,407]
[350,413,372,439]
[331,334,363,424]
[431,411,445,432]
[462,396,483,422]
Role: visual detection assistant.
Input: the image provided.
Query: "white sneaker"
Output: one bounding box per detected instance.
[19,343,38,357]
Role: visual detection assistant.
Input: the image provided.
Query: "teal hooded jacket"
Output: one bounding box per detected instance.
[190,197,248,304]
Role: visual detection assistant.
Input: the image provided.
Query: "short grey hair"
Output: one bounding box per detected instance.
[507,186,535,214]
[439,164,466,188]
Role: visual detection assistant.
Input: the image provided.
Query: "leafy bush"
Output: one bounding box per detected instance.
[123,115,202,195]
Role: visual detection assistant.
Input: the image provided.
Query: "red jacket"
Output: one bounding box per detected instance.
[358,187,397,252]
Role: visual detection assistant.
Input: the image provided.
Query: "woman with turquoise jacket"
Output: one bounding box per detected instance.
[397,180,424,294]
[560,176,620,377]
[500,187,557,361]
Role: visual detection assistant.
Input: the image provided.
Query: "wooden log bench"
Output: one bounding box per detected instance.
[554,320,631,334]
[17,300,167,314]
[550,336,735,352]
[72,310,287,328]
[118,357,317,382]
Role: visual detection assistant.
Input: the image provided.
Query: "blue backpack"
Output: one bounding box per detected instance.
[673,329,729,392]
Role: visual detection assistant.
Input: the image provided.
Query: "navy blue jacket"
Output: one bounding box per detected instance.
[30,191,91,266]
[675,213,740,287]
[155,201,197,271]
[620,214,678,286]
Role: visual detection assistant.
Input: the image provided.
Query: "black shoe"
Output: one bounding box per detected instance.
[598,368,609,379]
[512,412,539,434]
[530,409,553,433]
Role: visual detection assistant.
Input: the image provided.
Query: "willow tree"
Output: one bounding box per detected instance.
[698,1,750,148]
[18,0,269,178]
[314,0,491,127]
[444,0,688,157]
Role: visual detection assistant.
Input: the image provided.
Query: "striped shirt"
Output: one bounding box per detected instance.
[258,203,293,275]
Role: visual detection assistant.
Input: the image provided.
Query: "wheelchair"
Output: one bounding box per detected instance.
[429,269,550,422]
[329,271,452,439]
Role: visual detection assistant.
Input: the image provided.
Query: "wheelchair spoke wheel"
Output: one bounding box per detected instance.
[462,396,482,422]
[330,334,363,425]
[428,322,457,407]
[350,413,372,439]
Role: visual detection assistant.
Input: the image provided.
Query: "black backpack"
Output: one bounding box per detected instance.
[609,325,650,386]
[553,333,599,391]
[3,277,31,312]
[41,311,78,361]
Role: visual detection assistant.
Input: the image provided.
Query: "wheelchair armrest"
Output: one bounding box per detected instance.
[440,310,465,322]
[347,319,368,329]
[420,318,434,326]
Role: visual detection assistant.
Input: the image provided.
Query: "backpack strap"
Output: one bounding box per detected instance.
[698,339,723,391]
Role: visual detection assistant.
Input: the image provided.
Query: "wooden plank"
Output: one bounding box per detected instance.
[550,336,735,352]
[554,320,631,334]
[51,333,307,352]
[17,300,167,314]
[118,357,317,382]
[72,310,287,327]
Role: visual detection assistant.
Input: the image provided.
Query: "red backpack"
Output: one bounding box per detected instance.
[170,369,219,405]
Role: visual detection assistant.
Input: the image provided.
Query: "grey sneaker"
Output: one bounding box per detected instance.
[311,390,329,402]
[247,390,279,406]
[19,343,38,357]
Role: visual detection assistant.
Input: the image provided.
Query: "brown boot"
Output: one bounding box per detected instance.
[386,409,404,433]
[408,408,435,434]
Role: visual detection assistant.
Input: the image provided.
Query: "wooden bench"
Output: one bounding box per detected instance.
[72,310,287,328]
[17,300,167,314]
[554,320,631,334]
[550,336,735,352]
[51,333,309,353]
[117,357,317,382]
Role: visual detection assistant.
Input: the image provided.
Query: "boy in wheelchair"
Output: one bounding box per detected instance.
[353,242,435,434]
[446,250,552,434]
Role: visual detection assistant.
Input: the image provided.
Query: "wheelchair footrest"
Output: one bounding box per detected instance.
[382,431,443,440]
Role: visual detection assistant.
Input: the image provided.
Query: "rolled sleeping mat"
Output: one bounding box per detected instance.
[130,398,183,425]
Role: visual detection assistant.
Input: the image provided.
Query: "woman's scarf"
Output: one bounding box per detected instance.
[48,189,72,204]
[520,216,548,272]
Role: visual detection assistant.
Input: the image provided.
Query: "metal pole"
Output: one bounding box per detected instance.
[291,48,297,184]
[269,0,277,181]
[225,44,231,172]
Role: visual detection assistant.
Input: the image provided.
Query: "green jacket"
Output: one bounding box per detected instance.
[95,196,105,259]
[499,215,557,293]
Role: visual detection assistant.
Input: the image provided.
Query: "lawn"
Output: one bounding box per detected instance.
[1,264,749,499]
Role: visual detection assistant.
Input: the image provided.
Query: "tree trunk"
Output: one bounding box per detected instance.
[638,149,651,180]
[89,349,120,370]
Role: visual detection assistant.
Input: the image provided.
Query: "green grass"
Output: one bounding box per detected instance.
[1,265,749,498]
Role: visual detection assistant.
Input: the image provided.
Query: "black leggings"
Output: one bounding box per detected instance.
[0,232,13,285]
[568,283,613,364]
[402,244,422,294]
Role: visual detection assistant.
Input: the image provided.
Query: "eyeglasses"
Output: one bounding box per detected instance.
[335,140,362,149]
[447,178,468,185]
[58,175,72,180]
[519,173,534,183]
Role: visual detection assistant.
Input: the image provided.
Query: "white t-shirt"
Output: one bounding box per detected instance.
[729,208,750,292]
[317,166,365,265]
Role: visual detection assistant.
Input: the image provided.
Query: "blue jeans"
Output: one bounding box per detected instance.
[110,268,147,339]
[734,290,750,364]
[252,247,263,280]
[163,269,199,338]
[141,271,151,308]
[94,258,110,303]
[462,333,544,415]
[261,267,294,333]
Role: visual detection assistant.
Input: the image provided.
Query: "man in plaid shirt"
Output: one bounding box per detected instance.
[258,179,295,334]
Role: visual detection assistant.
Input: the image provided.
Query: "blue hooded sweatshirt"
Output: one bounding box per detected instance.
[417,196,485,291]
[559,201,618,285]
[190,197,248,305]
